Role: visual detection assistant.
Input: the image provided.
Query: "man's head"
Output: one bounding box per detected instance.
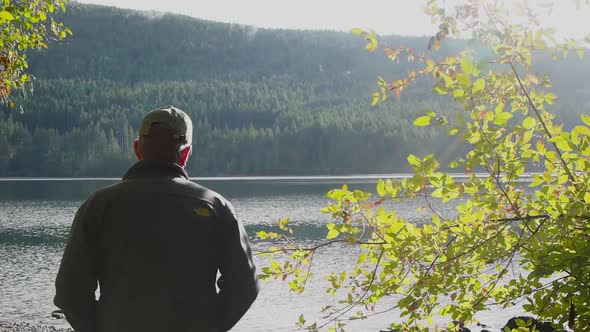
[134,106,193,167]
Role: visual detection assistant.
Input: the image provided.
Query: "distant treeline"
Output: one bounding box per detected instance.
[0,79,452,176]
[0,4,588,176]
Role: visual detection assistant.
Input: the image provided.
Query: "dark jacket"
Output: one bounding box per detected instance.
[54,161,258,332]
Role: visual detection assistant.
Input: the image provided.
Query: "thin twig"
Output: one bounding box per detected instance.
[509,61,576,183]
[318,248,386,329]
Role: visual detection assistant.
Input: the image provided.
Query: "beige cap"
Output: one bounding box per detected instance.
[139,105,193,144]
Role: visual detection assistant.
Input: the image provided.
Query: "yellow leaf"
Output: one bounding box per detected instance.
[574,125,590,136]
[371,92,380,106]
[413,116,432,127]
[0,11,14,21]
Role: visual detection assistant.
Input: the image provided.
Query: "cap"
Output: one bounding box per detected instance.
[139,105,193,144]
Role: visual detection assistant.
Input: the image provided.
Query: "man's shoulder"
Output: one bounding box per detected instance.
[175,179,235,210]
[81,178,238,225]
[89,177,231,208]
[88,181,126,200]
[79,181,125,209]
[174,179,237,218]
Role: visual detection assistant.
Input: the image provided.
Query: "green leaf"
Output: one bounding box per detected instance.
[460,57,474,74]
[377,179,386,196]
[351,28,364,35]
[442,73,454,86]
[298,314,306,325]
[545,93,557,105]
[537,140,546,154]
[365,35,378,52]
[456,74,471,88]
[556,140,574,151]
[581,114,590,126]
[0,11,14,21]
[407,154,421,168]
[357,253,367,264]
[521,130,533,144]
[326,228,340,240]
[473,60,485,76]
[472,78,485,93]
[448,127,459,136]
[452,89,465,98]
[278,218,290,229]
[493,112,513,125]
[431,188,444,198]
[522,116,535,129]
[433,84,448,95]
[413,116,432,127]
[384,179,394,196]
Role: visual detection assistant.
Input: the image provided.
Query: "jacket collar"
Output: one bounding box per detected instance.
[123,160,189,180]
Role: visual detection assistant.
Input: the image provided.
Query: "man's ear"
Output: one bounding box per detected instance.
[178,145,192,168]
[133,139,142,161]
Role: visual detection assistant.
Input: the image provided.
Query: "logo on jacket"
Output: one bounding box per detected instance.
[194,207,212,217]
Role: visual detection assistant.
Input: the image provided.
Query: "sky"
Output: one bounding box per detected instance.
[76,0,590,39]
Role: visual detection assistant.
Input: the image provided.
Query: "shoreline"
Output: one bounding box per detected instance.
[0,322,71,332]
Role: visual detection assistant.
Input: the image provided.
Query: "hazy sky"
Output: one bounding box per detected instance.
[76,0,590,38]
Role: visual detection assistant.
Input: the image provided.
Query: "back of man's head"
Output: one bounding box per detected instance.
[135,106,193,166]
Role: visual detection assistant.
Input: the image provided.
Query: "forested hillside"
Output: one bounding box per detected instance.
[0,4,588,176]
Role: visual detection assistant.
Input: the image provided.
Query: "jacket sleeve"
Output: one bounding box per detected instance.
[54,199,100,332]
[215,199,259,331]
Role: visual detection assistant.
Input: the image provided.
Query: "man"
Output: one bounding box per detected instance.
[54,106,258,332]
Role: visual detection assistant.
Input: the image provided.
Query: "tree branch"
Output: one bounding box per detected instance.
[509,61,576,183]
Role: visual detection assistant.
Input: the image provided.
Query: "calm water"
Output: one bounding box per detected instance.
[0,177,522,331]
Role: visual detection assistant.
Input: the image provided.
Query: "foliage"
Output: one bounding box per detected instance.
[0,0,71,104]
[259,0,590,331]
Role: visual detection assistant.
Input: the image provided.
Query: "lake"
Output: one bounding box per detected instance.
[0,177,523,331]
